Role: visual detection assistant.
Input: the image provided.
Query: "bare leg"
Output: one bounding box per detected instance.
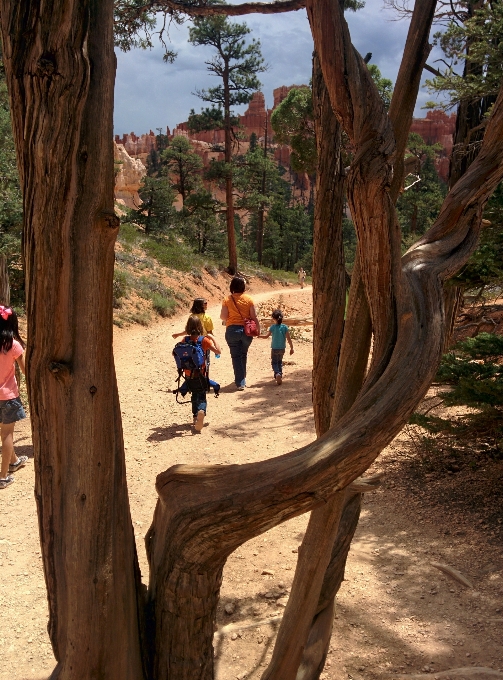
[1,422,16,479]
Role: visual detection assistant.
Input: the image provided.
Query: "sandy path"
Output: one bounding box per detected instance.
[1,284,502,680]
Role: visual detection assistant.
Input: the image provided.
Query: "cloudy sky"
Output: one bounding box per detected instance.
[114,1,441,137]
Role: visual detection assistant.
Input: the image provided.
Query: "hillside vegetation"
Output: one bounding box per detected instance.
[113,220,300,327]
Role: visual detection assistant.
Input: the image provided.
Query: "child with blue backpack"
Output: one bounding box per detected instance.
[173,315,220,432]
[259,309,294,385]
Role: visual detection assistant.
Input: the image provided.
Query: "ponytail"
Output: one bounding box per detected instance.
[272,309,283,325]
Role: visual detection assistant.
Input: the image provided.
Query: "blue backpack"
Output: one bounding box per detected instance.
[172,335,208,399]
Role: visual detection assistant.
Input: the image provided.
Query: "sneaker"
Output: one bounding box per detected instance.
[194,410,205,432]
[0,475,14,489]
[275,374,283,385]
[9,455,28,473]
[236,385,245,391]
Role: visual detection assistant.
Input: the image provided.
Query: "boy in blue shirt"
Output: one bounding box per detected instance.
[259,309,294,385]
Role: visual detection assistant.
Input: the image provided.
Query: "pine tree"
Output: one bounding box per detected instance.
[188,13,267,272]
[161,135,203,205]
[133,176,176,235]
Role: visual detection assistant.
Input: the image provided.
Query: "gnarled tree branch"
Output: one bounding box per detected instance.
[116,0,306,20]
[146,77,503,677]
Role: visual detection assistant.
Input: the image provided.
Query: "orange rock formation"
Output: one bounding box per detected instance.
[409,110,456,182]
[114,92,457,204]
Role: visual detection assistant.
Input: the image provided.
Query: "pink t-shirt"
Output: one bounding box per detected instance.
[0,339,23,400]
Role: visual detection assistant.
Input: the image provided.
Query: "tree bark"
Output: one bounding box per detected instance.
[256,114,268,264]
[258,51,350,680]
[310,52,346,438]
[224,72,238,273]
[0,2,145,678]
[443,0,493,349]
[0,255,10,306]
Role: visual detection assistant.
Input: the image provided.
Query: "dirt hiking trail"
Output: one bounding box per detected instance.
[1,285,502,680]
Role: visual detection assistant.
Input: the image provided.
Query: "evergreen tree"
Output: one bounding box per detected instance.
[453,181,503,293]
[161,135,203,205]
[270,86,316,175]
[188,12,267,273]
[367,64,393,111]
[396,132,447,246]
[233,142,285,262]
[262,198,313,271]
[412,333,503,456]
[146,128,170,177]
[426,2,503,105]
[133,176,176,235]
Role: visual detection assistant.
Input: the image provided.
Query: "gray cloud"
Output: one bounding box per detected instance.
[114,1,443,136]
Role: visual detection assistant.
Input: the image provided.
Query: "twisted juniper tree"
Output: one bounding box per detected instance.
[1,1,503,680]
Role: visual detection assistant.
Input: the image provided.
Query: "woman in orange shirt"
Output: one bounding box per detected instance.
[220,276,260,390]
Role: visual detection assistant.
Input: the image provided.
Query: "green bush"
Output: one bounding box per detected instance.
[117,221,141,249]
[436,333,503,409]
[143,236,201,272]
[113,268,130,302]
[133,275,173,301]
[410,332,503,457]
[151,293,176,318]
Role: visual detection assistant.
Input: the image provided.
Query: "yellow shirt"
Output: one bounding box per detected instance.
[196,312,214,335]
[223,293,254,327]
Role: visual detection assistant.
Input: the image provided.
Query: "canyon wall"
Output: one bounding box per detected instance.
[410,110,456,182]
[114,91,457,206]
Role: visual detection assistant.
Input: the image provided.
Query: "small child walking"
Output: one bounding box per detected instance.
[177,315,220,432]
[259,309,294,385]
[0,306,28,489]
[172,298,220,350]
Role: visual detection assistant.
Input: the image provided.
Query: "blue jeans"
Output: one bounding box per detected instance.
[191,391,207,417]
[225,325,253,387]
[271,349,285,377]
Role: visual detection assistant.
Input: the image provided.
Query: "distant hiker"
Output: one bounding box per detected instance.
[298,268,306,289]
[259,309,294,385]
[173,315,220,432]
[172,298,221,350]
[220,276,260,390]
[0,307,28,489]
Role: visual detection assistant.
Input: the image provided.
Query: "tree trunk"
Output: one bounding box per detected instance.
[3,2,503,680]
[260,2,452,678]
[256,114,268,264]
[256,207,265,263]
[224,71,238,273]
[259,55,350,678]
[443,0,495,348]
[0,3,145,679]
[310,52,346,438]
[0,255,10,306]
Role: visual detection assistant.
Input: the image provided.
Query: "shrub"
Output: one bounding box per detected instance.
[410,332,503,457]
[117,222,140,249]
[143,236,200,272]
[113,269,130,303]
[151,293,176,318]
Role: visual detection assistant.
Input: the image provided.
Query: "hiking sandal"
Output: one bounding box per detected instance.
[0,475,14,489]
[9,455,28,473]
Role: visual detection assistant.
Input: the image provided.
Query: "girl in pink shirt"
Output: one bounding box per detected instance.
[0,306,27,489]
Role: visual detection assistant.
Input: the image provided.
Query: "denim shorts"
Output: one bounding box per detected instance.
[0,396,26,424]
